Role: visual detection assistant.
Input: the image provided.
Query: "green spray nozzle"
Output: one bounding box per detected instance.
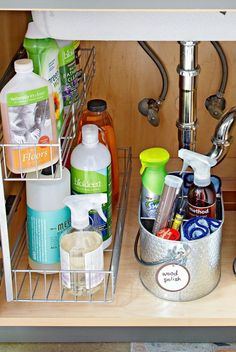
[139,147,170,175]
[64,193,107,230]
[178,149,217,187]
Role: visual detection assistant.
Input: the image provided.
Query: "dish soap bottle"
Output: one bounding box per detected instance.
[71,124,112,249]
[23,21,64,135]
[60,194,107,296]
[0,59,58,174]
[178,149,217,218]
[57,40,79,116]
[77,99,119,205]
[139,147,170,218]
[26,165,71,271]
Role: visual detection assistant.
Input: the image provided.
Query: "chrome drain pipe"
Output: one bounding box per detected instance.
[176,41,200,151]
[207,106,236,164]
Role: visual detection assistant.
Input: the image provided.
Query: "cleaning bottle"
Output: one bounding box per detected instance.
[77,99,119,204]
[178,149,217,218]
[23,21,64,135]
[139,147,170,218]
[0,58,58,174]
[57,40,79,115]
[71,124,112,249]
[60,194,107,296]
[26,165,71,271]
[73,40,82,83]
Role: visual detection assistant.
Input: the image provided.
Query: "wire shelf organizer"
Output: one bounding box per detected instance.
[0,46,132,303]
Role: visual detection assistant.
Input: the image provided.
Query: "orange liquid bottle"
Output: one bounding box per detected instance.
[77,99,119,205]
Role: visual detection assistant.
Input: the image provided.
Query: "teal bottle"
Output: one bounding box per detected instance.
[140,147,170,218]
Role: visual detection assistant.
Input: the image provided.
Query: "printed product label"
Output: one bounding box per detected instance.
[46,55,64,134]
[60,243,104,290]
[141,186,160,218]
[27,206,71,264]
[58,44,78,108]
[6,86,55,172]
[71,165,112,242]
[187,201,216,218]
[156,264,190,292]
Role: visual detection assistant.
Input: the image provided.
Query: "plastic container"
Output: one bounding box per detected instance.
[71,124,112,249]
[135,173,224,302]
[26,166,71,271]
[57,40,79,115]
[139,147,169,218]
[152,175,183,235]
[178,149,217,218]
[0,59,59,174]
[77,99,119,204]
[24,22,64,135]
[60,194,106,296]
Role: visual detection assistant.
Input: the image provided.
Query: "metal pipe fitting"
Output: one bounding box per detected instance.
[207,106,236,164]
[176,41,200,150]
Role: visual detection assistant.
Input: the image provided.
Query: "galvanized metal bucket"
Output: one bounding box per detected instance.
[135,195,224,302]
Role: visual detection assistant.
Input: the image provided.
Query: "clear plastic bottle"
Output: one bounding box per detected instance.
[60,194,106,296]
[77,99,119,205]
[0,59,58,174]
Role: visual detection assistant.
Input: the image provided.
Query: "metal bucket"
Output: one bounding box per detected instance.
[135,196,224,302]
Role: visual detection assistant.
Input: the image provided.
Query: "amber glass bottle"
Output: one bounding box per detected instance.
[77,99,119,205]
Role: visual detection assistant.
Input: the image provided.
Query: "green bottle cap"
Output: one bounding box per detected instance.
[139,147,170,175]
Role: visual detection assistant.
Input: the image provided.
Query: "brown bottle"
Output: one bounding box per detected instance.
[178,149,217,219]
[187,182,216,218]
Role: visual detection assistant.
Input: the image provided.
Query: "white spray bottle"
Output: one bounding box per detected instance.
[178,149,217,218]
[60,193,107,296]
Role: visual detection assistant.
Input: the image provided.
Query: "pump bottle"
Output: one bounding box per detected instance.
[60,194,107,296]
[178,149,217,218]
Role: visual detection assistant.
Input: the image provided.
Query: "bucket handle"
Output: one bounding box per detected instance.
[134,230,191,267]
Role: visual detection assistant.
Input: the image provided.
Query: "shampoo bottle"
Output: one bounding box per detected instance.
[71,124,112,249]
[139,147,170,218]
[178,149,217,218]
[26,166,71,271]
[0,59,58,174]
[23,21,64,135]
[60,194,107,296]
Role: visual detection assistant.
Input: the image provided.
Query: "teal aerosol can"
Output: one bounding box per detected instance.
[139,147,170,218]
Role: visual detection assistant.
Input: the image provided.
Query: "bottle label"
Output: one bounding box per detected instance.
[60,243,104,290]
[71,165,112,244]
[141,185,160,218]
[6,86,55,171]
[27,206,71,264]
[46,55,64,134]
[187,201,216,218]
[58,44,78,108]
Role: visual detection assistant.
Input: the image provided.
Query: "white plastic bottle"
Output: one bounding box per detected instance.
[26,166,71,271]
[70,124,112,249]
[0,59,58,174]
[60,194,107,296]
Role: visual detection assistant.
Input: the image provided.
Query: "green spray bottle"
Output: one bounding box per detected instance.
[140,147,170,218]
[23,21,64,135]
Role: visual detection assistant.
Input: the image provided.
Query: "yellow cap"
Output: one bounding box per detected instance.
[139,147,170,175]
